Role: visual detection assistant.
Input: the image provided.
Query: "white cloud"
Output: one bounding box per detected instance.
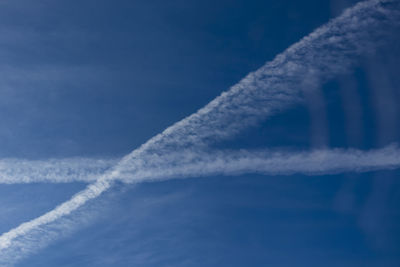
[1,0,400,265]
[118,144,400,183]
[0,158,117,184]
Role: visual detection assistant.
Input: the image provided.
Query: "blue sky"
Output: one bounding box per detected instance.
[0,0,400,266]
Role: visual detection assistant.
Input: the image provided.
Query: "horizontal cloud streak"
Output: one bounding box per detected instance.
[2,145,400,264]
[0,144,399,264]
[0,158,117,184]
[2,143,400,185]
[1,0,400,265]
[119,144,400,183]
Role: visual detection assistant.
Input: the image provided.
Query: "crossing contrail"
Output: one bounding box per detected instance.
[1,0,399,265]
[2,145,400,264]
[2,144,400,185]
[117,144,400,183]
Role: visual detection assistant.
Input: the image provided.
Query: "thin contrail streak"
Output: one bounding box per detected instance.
[118,144,400,183]
[2,144,400,185]
[1,146,400,264]
[0,0,399,265]
[0,158,116,184]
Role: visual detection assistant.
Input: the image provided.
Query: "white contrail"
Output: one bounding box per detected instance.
[113,0,400,159]
[118,144,400,183]
[0,177,113,249]
[0,158,117,184]
[1,0,399,265]
[1,143,399,185]
[1,145,400,264]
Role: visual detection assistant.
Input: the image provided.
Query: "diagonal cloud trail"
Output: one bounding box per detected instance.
[2,145,400,264]
[1,0,400,264]
[114,0,400,158]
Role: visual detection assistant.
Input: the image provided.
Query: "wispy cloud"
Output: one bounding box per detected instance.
[118,144,400,183]
[2,143,400,185]
[1,0,399,265]
[0,158,117,184]
[116,0,399,156]
[2,144,400,264]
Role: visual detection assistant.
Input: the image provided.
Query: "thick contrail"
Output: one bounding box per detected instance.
[114,0,400,158]
[3,144,399,185]
[118,144,400,183]
[1,0,399,265]
[1,145,400,264]
[1,144,400,185]
[0,158,116,184]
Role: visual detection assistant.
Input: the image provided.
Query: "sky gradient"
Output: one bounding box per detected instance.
[0,0,400,266]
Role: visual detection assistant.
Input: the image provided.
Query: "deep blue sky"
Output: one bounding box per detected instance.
[0,0,399,266]
[0,0,355,159]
